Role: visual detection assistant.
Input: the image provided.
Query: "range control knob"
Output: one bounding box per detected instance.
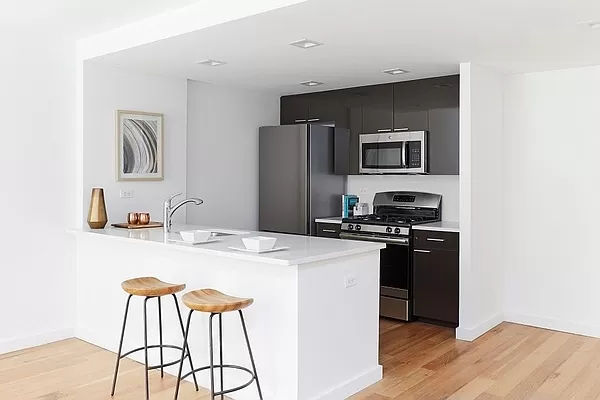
[356,224,362,231]
[386,227,393,233]
[394,227,401,234]
[348,224,354,231]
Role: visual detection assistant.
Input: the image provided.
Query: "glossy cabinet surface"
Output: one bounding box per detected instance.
[280,95,310,124]
[412,230,459,327]
[279,74,460,175]
[394,80,429,132]
[361,84,394,134]
[316,222,342,239]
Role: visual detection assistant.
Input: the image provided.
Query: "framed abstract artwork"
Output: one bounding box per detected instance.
[116,110,164,181]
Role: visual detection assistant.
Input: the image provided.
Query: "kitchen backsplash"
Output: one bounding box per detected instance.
[346,175,459,221]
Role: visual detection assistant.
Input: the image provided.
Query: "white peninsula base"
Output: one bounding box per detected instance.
[73,225,384,400]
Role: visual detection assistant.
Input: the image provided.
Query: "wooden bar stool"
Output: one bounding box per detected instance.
[173,289,263,400]
[111,277,199,400]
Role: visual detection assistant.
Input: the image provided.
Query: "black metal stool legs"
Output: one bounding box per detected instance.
[158,297,164,378]
[111,294,132,396]
[174,310,263,400]
[172,294,199,391]
[239,310,264,400]
[174,309,194,400]
[209,313,216,399]
[219,313,224,400]
[112,295,198,400]
[143,297,151,400]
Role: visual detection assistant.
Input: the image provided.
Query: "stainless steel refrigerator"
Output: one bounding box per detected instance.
[259,124,347,236]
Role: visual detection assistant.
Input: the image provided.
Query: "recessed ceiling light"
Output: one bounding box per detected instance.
[289,38,323,49]
[300,80,324,87]
[578,20,600,29]
[383,68,409,76]
[196,59,227,67]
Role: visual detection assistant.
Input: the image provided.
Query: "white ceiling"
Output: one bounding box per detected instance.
[0,0,204,37]
[91,0,600,94]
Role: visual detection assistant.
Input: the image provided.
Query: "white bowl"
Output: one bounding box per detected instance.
[242,236,277,251]
[180,230,212,243]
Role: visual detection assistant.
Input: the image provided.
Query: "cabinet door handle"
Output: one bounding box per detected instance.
[426,238,445,242]
[377,128,392,133]
[295,119,307,123]
[322,229,338,233]
[394,127,410,131]
[307,118,320,122]
[414,249,431,253]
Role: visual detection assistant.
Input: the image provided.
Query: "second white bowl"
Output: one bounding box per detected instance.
[180,230,212,243]
[242,236,277,251]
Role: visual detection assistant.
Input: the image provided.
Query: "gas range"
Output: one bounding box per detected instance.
[339,191,442,322]
[341,191,442,239]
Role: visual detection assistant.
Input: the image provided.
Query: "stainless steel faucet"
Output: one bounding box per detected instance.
[163,193,204,233]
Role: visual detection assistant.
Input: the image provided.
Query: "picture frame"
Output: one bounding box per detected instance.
[116,110,164,181]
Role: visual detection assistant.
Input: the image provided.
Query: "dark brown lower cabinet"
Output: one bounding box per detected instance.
[413,234,459,327]
[316,222,341,239]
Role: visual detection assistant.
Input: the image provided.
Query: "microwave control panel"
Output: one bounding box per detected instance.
[407,141,422,168]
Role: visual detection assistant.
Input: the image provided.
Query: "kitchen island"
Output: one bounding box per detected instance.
[72,225,384,400]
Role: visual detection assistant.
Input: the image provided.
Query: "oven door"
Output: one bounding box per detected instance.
[359,131,427,174]
[380,239,412,321]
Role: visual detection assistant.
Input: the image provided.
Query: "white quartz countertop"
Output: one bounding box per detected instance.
[315,216,343,224]
[413,221,460,233]
[70,224,384,266]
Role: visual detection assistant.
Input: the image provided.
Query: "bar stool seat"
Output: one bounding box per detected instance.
[121,277,186,297]
[182,289,253,313]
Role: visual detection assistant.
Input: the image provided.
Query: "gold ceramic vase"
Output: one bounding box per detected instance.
[87,188,108,229]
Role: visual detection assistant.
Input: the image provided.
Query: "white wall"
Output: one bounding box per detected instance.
[0,32,77,353]
[503,65,600,337]
[457,63,504,341]
[186,81,279,230]
[347,176,459,221]
[83,62,188,224]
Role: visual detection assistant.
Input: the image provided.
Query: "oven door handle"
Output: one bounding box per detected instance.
[340,232,409,246]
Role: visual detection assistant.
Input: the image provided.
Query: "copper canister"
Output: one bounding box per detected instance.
[127,212,140,225]
[138,213,150,225]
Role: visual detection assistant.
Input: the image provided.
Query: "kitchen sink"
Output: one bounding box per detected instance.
[210,229,250,237]
[211,232,234,237]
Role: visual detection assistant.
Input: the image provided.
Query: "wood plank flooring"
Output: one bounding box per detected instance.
[2,321,600,399]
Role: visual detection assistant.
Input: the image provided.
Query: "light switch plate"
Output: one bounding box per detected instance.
[345,275,357,288]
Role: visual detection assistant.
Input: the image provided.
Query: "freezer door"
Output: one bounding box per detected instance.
[308,125,347,235]
[259,125,309,235]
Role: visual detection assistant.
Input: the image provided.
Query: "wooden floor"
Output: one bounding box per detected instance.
[2,321,600,400]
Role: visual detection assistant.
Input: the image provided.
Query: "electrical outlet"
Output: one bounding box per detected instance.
[345,275,357,288]
[359,188,369,194]
[120,190,134,199]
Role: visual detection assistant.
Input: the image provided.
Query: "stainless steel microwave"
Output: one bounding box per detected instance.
[359,131,428,174]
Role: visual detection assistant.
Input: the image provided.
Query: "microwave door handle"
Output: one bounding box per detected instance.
[401,141,407,168]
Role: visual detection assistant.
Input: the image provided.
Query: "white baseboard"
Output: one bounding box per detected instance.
[456,312,504,342]
[0,327,75,355]
[313,365,383,400]
[505,313,600,339]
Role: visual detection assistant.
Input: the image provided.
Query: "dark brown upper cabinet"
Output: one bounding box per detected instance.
[279,74,460,176]
[280,95,310,124]
[394,80,429,132]
[428,108,459,175]
[307,91,348,127]
[360,84,394,134]
[425,75,459,175]
[424,75,460,109]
